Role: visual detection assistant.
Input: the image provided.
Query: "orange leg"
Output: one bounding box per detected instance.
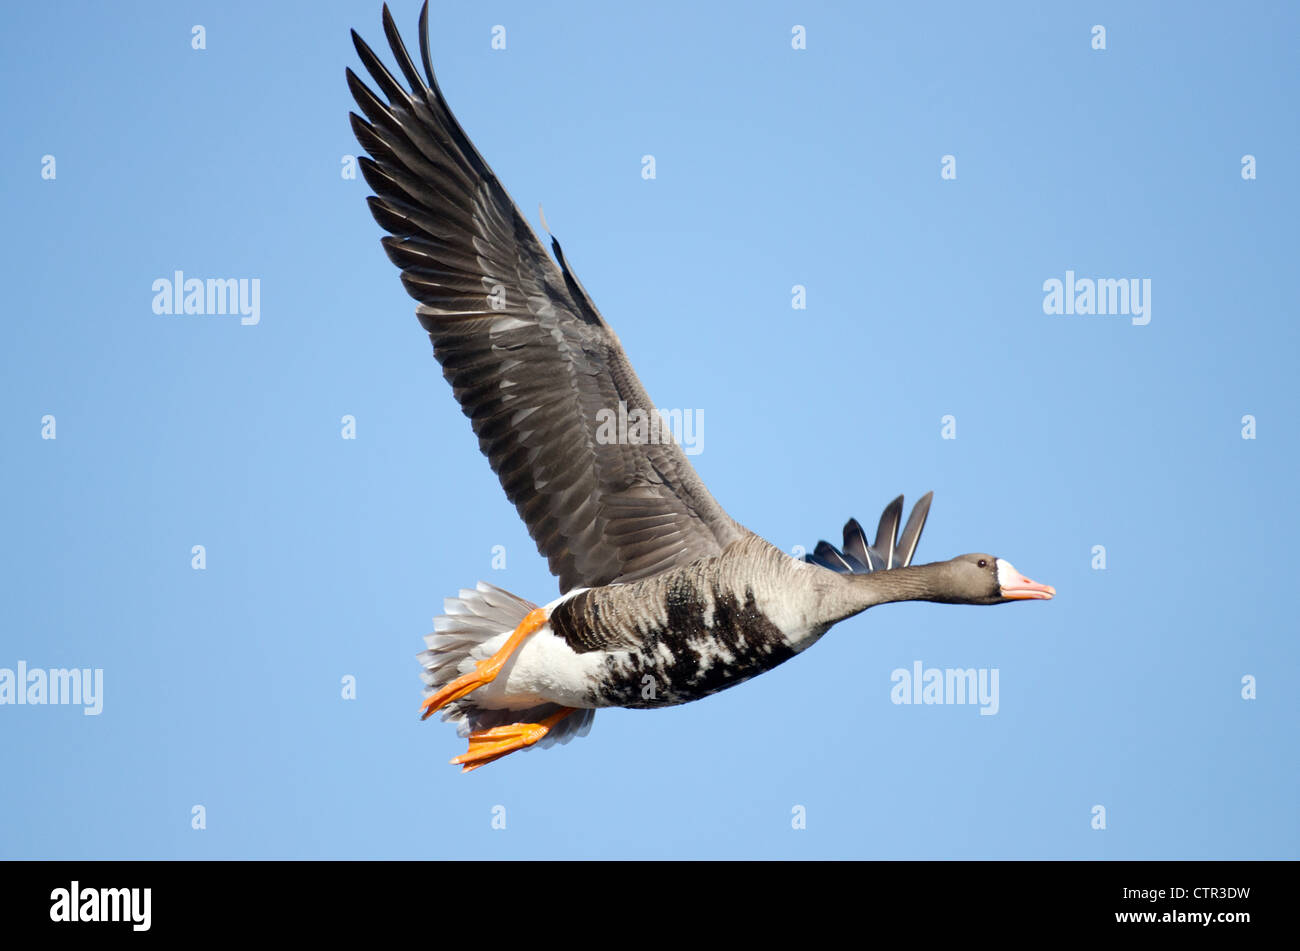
[420,607,548,721]
[452,707,577,773]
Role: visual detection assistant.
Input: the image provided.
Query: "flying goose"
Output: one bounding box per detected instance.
[347,3,1055,772]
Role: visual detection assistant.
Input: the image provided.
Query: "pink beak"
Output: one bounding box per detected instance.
[1000,569,1056,601]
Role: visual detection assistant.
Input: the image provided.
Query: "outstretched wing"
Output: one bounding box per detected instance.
[348,3,745,593]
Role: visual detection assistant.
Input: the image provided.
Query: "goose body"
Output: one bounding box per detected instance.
[420,535,821,750]
[350,4,1055,770]
[518,535,820,710]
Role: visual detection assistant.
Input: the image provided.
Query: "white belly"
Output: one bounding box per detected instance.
[467,623,610,711]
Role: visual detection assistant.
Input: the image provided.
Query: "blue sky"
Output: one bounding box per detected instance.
[2,0,1296,859]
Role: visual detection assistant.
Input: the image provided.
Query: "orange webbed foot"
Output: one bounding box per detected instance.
[420,607,548,720]
[452,707,576,773]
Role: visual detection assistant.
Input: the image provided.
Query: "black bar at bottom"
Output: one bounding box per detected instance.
[0,860,1282,937]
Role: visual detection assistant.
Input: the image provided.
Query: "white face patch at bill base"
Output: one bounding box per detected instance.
[994,558,1055,600]
[995,559,1020,591]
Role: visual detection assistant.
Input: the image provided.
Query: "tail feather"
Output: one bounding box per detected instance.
[805,492,934,575]
[417,580,596,749]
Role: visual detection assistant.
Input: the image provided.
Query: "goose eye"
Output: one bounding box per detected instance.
[977,559,988,568]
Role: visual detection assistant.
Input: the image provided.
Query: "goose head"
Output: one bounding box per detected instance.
[804,495,1056,615]
[936,554,1056,605]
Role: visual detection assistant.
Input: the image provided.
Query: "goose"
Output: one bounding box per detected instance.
[347,3,1055,772]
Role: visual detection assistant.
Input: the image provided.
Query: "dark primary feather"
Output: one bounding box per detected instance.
[812,540,859,573]
[841,517,876,570]
[873,497,902,570]
[349,3,745,593]
[894,491,933,566]
[807,493,934,575]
